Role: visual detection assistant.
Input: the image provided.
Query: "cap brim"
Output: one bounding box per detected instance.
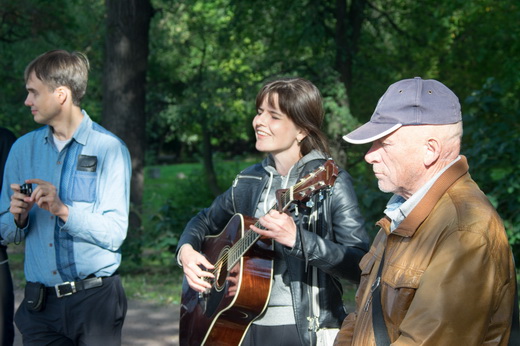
[343,122,402,144]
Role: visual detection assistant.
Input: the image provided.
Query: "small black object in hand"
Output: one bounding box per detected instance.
[20,183,33,196]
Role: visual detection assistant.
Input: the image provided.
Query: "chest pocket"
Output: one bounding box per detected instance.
[381,261,423,327]
[72,155,98,203]
[359,251,376,276]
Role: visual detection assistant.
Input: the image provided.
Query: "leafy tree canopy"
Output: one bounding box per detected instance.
[0,0,518,258]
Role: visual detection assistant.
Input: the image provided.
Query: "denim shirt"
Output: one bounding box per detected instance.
[0,111,131,286]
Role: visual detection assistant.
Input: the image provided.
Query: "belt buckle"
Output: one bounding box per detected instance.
[55,281,76,298]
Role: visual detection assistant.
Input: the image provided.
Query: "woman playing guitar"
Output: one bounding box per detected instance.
[176,77,370,346]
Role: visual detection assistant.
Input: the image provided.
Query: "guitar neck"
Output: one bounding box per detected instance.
[227,228,262,269]
[227,196,286,269]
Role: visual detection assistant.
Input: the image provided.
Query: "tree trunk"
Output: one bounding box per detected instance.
[334,0,367,105]
[201,118,221,197]
[103,0,154,261]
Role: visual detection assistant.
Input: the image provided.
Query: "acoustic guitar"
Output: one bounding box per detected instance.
[179,159,339,345]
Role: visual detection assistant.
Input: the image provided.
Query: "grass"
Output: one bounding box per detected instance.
[120,262,185,305]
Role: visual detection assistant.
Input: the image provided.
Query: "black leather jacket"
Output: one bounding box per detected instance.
[177,155,369,345]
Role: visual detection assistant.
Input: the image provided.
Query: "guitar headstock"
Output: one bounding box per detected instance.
[277,159,339,210]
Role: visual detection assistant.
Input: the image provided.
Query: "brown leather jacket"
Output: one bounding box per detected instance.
[335,156,516,345]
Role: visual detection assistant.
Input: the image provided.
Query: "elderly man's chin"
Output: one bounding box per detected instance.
[377,180,395,195]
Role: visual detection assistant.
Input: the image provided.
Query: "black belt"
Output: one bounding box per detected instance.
[46,276,111,298]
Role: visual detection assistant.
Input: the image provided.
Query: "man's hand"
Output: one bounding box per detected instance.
[26,179,69,222]
[9,183,35,227]
[178,244,215,293]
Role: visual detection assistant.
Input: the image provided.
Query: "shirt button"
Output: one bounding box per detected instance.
[52,271,57,275]
[49,243,53,247]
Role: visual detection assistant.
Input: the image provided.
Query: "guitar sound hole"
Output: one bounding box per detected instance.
[200,247,233,318]
[215,252,229,292]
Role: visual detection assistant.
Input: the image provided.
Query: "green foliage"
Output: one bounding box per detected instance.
[0,0,105,135]
[126,159,255,266]
[147,0,262,161]
[463,78,520,261]
[341,142,389,241]
[145,169,215,264]
[1,0,519,267]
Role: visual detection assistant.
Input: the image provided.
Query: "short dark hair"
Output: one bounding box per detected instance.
[256,77,330,156]
[24,50,90,106]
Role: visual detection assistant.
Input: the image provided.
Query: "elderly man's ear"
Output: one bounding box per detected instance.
[424,138,441,167]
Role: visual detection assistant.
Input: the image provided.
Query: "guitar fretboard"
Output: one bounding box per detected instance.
[226,189,289,269]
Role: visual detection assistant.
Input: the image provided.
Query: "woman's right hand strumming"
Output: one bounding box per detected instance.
[178,244,215,292]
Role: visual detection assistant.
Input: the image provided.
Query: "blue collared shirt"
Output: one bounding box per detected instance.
[0,111,131,286]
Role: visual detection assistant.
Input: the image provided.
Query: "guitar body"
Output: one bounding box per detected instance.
[179,214,274,345]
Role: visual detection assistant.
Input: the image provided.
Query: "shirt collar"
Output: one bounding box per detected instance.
[73,110,91,146]
[384,156,461,232]
[43,109,91,147]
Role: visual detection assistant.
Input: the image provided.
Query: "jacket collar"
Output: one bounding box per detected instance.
[378,155,469,238]
[262,149,327,178]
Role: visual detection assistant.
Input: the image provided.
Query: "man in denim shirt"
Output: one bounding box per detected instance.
[0,50,131,345]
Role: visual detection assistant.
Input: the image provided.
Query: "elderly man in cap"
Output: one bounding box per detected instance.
[334,77,517,345]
